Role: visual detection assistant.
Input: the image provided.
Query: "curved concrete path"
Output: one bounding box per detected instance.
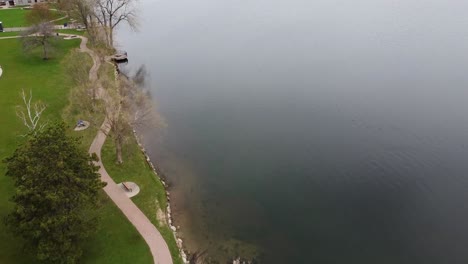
[0,34,174,263]
[77,35,173,264]
[89,121,173,264]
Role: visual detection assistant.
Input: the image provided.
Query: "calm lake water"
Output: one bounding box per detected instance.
[117,0,468,263]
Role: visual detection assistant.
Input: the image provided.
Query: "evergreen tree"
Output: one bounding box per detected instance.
[4,123,105,264]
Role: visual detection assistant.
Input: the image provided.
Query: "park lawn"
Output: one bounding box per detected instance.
[0,38,152,264]
[52,16,68,25]
[0,31,20,37]
[0,29,85,38]
[102,135,184,264]
[46,8,66,23]
[0,8,29,27]
[81,192,154,264]
[0,8,66,28]
[58,28,86,35]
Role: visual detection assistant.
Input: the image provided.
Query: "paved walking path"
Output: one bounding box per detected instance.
[78,35,173,264]
[89,121,173,264]
[49,15,68,24]
[0,33,174,263]
[3,24,75,32]
[0,36,20,39]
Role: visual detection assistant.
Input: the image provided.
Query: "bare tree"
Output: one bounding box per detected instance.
[63,49,101,105]
[63,47,107,120]
[16,89,47,136]
[64,49,92,86]
[103,66,162,164]
[62,50,105,131]
[22,22,57,60]
[59,0,99,43]
[26,3,54,25]
[65,80,103,123]
[103,76,131,164]
[93,0,138,47]
[125,65,165,131]
[60,0,92,28]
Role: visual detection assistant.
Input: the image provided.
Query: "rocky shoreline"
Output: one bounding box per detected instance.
[112,58,189,263]
[132,131,258,264]
[132,130,189,263]
[115,62,254,264]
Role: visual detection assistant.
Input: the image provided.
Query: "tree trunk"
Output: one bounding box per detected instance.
[115,136,123,164]
[87,15,96,44]
[103,26,111,48]
[42,43,48,60]
[107,16,114,47]
[81,12,89,30]
[108,27,114,47]
[91,84,97,110]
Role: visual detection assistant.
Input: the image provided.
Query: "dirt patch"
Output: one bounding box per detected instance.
[157,208,167,226]
[154,199,167,226]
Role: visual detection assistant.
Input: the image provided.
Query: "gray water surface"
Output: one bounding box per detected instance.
[117,0,468,263]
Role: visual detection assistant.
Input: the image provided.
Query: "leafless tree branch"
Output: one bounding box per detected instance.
[100,63,163,163]
[15,89,47,136]
[21,22,57,60]
[93,0,139,46]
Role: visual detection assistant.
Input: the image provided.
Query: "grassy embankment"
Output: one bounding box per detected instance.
[0,8,28,28]
[96,60,184,264]
[101,132,185,264]
[0,37,153,263]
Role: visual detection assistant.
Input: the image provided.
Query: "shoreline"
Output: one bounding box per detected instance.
[112,48,256,264]
[132,129,189,263]
[111,57,188,262]
[131,129,260,264]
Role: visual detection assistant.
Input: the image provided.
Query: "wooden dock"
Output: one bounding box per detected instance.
[111,51,128,62]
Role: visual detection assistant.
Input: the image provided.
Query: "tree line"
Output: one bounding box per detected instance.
[58,0,138,47]
[21,0,137,60]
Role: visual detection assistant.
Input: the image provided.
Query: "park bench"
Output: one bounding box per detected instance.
[77,120,86,127]
[122,182,132,192]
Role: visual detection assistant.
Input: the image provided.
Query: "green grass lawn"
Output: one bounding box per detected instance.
[52,16,68,25]
[0,29,85,38]
[102,132,184,264]
[0,8,66,28]
[0,31,20,37]
[0,9,29,27]
[81,192,153,264]
[0,38,153,264]
[58,28,87,36]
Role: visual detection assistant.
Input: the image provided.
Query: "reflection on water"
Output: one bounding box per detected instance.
[118,0,468,263]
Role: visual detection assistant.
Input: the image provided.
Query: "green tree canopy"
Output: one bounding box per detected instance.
[4,122,105,264]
